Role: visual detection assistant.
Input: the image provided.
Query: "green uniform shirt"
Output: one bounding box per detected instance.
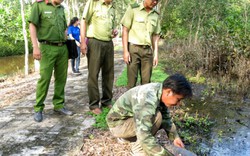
[28,0,67,42]
[106,83,179,156]
[120,2,161,46]
[82,0,115,41]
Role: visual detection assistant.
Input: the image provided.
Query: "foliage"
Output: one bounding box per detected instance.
[151,64,169,82]
[115,63,169,87]
[0,38,32,57]
[174,112,214,154]
[160,0,250,80]
[115,68,128,87]
[87,107,110,130]
[0,0,32,57]
[188,76,206,84]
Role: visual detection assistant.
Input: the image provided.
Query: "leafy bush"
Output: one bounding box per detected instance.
[0,38,32,57]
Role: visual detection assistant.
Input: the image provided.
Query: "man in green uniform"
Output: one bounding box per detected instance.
[80,0,118,115]
[121,0,161,89]
[106,74,197,156]
[29,0,72,122]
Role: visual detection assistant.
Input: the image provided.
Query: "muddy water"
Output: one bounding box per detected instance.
[186,97,250,156]
[0,54,34,76]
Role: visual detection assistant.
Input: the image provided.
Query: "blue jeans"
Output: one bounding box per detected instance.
[71,46,81,72]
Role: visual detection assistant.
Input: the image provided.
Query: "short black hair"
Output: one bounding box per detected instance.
[162,73,192,98]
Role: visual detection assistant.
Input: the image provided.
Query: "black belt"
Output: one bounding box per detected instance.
[40,41,66,46]
[88,37,111,42]
[130,43,150,49]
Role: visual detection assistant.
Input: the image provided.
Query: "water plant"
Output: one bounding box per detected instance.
[173,112,214,154]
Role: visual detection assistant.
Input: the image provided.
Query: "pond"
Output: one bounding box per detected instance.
[0,54,34,76]
[187,95,250,156]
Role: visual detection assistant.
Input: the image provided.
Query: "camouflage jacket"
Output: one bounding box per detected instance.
[106,83,179,156]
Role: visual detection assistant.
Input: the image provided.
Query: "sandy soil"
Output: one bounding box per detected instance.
[0,73,39,108]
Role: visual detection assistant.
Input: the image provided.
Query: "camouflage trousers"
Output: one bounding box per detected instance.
[109,111,197,156]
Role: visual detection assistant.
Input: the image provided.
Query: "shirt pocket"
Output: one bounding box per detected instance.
[148,20,157,34]
[95,10,108,20]
[134,17,145,30]
[41,11,55,26]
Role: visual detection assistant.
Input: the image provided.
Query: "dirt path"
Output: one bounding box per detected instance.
[0,50,134,155]
[0,73,39,108]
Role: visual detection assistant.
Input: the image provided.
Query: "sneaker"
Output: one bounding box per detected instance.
[54,107,73,116]
[75,71,81,74]
[34,111,43,122]
[72,71,81,75]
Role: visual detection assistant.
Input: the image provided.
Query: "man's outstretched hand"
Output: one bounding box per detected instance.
[173,138,185,148]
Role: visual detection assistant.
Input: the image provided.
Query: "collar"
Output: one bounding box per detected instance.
[139,2,144,10]
[158,83,163,100]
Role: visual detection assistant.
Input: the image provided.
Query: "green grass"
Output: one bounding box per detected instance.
[87,107,110,130]
[115,68,128,86]
[151,64,169,82]
[0,74,6,78]
[115,63,169,87]
[189,76,206,84]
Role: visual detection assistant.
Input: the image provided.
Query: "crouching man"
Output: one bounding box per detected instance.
[106,74,197,156]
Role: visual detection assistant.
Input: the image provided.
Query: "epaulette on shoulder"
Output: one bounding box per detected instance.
[130,2,139,9]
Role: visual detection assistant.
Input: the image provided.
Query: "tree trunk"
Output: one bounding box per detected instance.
[65,0,71,23]
[72,0,75,17]
[20,0,29,76]
[75,0,80,18]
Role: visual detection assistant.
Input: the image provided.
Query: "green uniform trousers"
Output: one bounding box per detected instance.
[127,44,153,89]
[34,44,68,112]
[87,38,114,110]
